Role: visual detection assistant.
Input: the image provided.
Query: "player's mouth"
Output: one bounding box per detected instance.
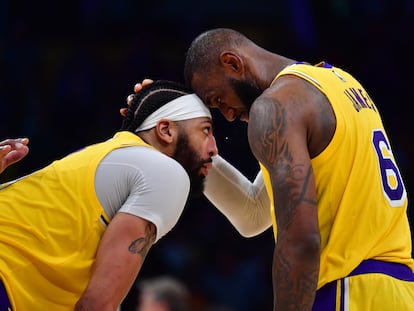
[199,162,213,177]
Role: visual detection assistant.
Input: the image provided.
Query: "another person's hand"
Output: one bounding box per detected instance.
[120,79,154,117]
[0,138,29,174]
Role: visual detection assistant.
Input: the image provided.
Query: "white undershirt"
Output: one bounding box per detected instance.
[94,146,190,242]
[203,155,272,237]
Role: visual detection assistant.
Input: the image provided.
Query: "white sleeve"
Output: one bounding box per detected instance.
[203,155,272,237]
[94,146,190,242]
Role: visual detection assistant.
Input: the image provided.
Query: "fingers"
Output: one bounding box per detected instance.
[128,79,153,106]
[20,137,29,146]
[133,79,153,93]
[121,79,154,117]
[122,94,135,117]
[0,138,29,148]
[5,146,29,164]
[0,144,12,157]
[0,138,30,174]
[16,137,29,146]
[141,78,153,87]
[120,108,128,117]
[126,94,134,106]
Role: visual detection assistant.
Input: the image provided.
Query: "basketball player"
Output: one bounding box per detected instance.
[122,80,271,238]
[0,80,218,310]
[0,138,29,174]
[182,28,414,310]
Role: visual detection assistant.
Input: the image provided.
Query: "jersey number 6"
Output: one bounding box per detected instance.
[372,129,407,208]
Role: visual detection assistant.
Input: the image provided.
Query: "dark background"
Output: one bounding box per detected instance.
[1,1,413,310]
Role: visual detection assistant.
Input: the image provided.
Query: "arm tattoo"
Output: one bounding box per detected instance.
[276,164,315,232]
[128,223,156,258]
[249,97,287,167]
[250,97,319,310]
[274,245,319,310]
[249,97,316,230]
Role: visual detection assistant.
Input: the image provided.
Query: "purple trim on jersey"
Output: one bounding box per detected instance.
[312,260,414,310]
[340,278,345,311]
[349,259,414,281]
[0,280,12,311]
[100,214,109,226]
[295,61,332,68]
[321,62,332,68]
[312,279,336,310]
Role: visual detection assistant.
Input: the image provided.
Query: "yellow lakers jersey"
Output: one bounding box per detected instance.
[0,131,153,310]
[260,62,412,289]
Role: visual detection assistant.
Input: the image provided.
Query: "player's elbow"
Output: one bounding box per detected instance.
[233,216,272,238]
[238,228,259,238]
[293,232,321,260]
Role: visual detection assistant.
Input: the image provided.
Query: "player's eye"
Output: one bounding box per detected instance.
[208,97,221,108]
[216,97,222,106]
[203,125,213,135]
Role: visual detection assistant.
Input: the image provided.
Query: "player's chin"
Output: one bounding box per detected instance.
[199,166,209,177]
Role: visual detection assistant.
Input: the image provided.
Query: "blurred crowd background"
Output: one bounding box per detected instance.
[1,1,413,310]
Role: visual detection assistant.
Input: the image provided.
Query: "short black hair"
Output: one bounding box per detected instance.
[121,80,192,132]
[183,28,246,86]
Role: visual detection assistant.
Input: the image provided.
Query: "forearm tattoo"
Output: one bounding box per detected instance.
[128,223,156,259]
[274,245,319,310]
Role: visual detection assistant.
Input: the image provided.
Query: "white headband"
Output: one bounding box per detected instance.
[135,93,212,132]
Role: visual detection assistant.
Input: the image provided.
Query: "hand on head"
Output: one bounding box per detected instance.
[120,79,154,117]
[0,138,29,174]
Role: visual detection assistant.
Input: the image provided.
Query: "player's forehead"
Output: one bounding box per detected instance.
[191,72,228,103]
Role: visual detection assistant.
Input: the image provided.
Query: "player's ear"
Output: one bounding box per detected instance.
[220,51,243,73]
[155,120,175,144]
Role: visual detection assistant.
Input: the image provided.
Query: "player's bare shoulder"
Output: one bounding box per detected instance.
[251,74,336,158]
[272,73,336,158]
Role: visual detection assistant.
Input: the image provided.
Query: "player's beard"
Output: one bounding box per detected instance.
[173,132,207,199]
[229,77,262,114]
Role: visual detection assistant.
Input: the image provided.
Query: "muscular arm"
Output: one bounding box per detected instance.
[247,78,321,311]
[75,212,156,310]
[75,147,189,310]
